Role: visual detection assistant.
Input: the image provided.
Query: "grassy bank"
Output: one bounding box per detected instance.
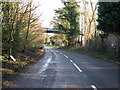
[2,49,44,87]
[60,46,119,62]
[45,44,60,48]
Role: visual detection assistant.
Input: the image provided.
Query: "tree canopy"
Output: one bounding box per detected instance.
[97,2,120,34]
[2,1,44,56]
[52,1,80,45]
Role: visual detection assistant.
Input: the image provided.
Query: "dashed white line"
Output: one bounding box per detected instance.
[70,60,73,63]
[73,63,82,72]
[64,55,68,58]
[91,85,97,90]
[60,52,63,54]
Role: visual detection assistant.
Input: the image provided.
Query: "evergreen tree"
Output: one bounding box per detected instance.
[53,1,80,45]
[97,2,120,34]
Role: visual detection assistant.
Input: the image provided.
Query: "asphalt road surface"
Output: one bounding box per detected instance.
[8,46,119,89]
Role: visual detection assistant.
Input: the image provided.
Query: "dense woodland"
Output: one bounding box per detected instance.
[1,1,44,58]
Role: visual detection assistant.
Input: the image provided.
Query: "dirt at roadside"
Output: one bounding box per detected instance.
[2,49,45,88]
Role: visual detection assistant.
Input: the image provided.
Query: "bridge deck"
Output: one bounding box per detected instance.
[43,28,83,35]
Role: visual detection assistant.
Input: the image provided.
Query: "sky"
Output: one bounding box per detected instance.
[32,0,64,28]
[32,0,99,28]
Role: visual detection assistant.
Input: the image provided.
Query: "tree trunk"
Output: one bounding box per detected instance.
[23,3,32,52]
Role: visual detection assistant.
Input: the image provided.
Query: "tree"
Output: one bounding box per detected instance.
[2,2,20,55]
[49,34,67,46]
[97,2,120,55]
[79,0,98,46]
[97,2,120,34]
[2,1,44,57]
[53,1,80,46]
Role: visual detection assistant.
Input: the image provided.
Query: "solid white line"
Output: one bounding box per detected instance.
[91,85,97,90]
[64,55,68,58]
[70,60,73,63]
[73,63,82,72]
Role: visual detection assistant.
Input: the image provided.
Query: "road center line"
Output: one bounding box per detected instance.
[70,60,73,63]
[91,85,97,90]
[60,52,63,54]
[64,55,68,58]
[73,63,82,72]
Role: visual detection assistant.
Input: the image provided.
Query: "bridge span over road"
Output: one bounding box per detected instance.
[43,27,83,35]
[43,27,66,34]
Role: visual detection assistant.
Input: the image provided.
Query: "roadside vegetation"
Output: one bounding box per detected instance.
[1,1,45,86]
[49,1,120,62]
[2,49,44,87]
[60,46,119,62]
[45,44,60,48]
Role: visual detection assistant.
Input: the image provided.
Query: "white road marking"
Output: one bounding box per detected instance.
[91,85,97,90]
[70,60,73,63]
[60,52,63,54]
[38,57,52,74]
[73,63,82,72]
[64,55,68,58]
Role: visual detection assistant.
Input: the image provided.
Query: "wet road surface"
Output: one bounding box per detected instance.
[8,46,119,89]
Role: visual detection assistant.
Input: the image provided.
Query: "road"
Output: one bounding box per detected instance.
[8,46,119,89]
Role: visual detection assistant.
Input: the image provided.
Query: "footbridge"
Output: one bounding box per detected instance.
[43,27,66,34]
[43,27,83,35]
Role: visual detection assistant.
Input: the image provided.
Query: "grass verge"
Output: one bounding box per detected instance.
[45,44,60,48]
[60,46,119,62]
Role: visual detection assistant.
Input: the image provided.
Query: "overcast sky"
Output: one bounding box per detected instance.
[32,0,64,28]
